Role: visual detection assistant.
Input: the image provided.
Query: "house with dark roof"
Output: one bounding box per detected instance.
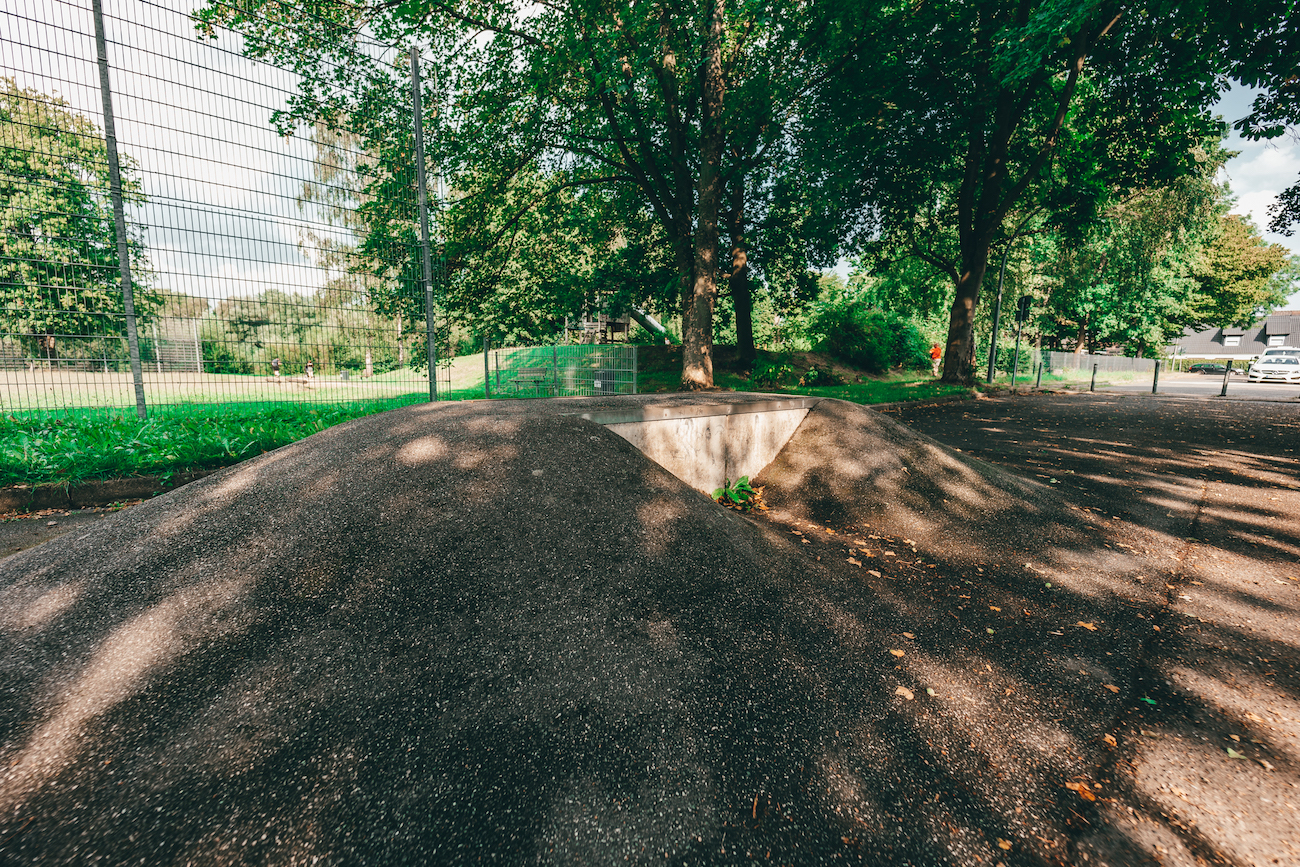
[1168,310,1299,360]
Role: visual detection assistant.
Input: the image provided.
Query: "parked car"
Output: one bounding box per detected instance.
[1247,352,1300,383]
[1188,363,1243,375]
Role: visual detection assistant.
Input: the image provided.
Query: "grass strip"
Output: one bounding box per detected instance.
[0,398,428,488]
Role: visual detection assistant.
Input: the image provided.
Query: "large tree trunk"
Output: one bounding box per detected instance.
[941,247,991,385]
[681,0,725,390]
[727,177,755,366]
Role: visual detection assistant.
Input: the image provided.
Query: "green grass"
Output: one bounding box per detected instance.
[2,346,976,491]
[0,399,424,488]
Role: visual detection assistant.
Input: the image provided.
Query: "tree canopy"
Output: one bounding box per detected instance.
[0,78,153,359]
[194,0,1297,384]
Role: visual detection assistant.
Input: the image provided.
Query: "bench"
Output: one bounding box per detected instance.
[509,367,555,395]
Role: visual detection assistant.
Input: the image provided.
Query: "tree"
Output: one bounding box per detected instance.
[815,0,1269,383]
[1191,214,1291,325]
[1221,1,1300,235]
[0,78,153,359]
[198,0,851,388]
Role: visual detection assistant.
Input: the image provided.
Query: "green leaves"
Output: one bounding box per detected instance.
[712,476,763,512]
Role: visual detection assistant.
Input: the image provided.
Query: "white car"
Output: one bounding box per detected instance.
[1247,348,1300,383]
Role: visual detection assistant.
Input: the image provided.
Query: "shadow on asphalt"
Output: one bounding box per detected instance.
[894,392,1300,866]
[0,394,1294,865]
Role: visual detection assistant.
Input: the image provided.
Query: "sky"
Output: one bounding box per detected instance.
[1213,86,1300,309]
[4,0,1299,309]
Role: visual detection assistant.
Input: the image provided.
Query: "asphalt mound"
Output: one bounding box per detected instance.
[1,398,1164,865]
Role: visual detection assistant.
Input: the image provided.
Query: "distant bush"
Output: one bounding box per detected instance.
[807,303,930,374]
[751,359,795,387]
[799,363,844,386]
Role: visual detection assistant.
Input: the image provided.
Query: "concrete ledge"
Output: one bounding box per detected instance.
[0,470,217,513]
[582,398,820,495]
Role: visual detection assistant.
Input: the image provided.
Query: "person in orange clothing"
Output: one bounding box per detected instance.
[929,343,942,376]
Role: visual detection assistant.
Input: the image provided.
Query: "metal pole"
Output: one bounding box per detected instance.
[92,0,146,420]
[483,336,490,398]
[152,321,161,374]
[1035,360,1043,389]
[1010,319,1024,391]
[1090,363,1098,392]
[1220,360,1232,396]
[411,47,437,401]
[1151,360,1160,394]
[986,247,1010,384]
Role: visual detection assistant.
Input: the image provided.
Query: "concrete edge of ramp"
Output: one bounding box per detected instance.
[568,397,821,495]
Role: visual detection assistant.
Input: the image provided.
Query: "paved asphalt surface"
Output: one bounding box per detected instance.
[0,392,1296,865]
[1098,371,1300,400]
[891,391,1300,866]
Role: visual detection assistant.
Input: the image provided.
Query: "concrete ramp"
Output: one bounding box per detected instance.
[572,397,816,494]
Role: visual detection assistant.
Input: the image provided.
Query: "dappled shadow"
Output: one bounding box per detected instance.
[0,394,1294,864]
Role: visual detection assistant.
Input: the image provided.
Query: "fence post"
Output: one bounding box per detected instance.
[92,0,147,420]
[152,322,161,374]
[410,48,438,401]
[552,345,560,396]
[1010,318,1024,391]
[632,344,638,395]
[1220,360,1232,396]
[1151,360,1160,394]
[1034,361,1042,389]
[1090,363,1098,392]
[483,336,490,399]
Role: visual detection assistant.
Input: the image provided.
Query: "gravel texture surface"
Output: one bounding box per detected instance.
[0,392,1294,865]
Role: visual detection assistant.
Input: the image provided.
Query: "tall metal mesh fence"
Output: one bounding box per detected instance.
[486,345,638,398]
[1,0,451,417]
[1043,350,1157,374]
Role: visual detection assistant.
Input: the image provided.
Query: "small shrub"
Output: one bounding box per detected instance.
[752,359,794,387]
[712,476,766,512]
[807,303,930,374]
[799,363,844,387]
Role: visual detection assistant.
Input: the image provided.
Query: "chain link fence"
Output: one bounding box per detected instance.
[485,345,638,398]
[1042,351,1158,374]
[2,0,452,417]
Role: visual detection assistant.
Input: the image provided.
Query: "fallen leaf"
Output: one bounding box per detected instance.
[847,557,862,566]
[1226,747,1247,759]
[902,632,915,639]
[1103,684,1120,693]
[890,649,905,657]
[986,628,995,634]
[1141,696,1157,705]
[1103,734,1117,748]
[791,530,803,536]
[868,570,882,578]
[926,687,936,696]
[989,605,1002,612]
[825,528,836,535]
[1258,759,1275,771]
[997,839,1012,851]
[1245,712,1265,723]
[1077,621,1098,631]
[1064,781,1097,801]
[884,550,896,556]
[894,686,914,700]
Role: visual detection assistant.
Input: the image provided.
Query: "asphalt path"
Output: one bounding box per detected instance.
[1097,372,1300,400]
[893,392,1300,866]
